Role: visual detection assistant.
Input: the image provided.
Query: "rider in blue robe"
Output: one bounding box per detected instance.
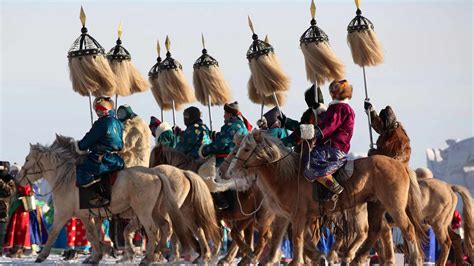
[175,107,211,160]
[75,97,124,188]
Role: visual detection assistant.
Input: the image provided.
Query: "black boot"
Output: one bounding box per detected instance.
[212,192,229,211]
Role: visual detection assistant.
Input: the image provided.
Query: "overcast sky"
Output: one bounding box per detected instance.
[1,0,473,169]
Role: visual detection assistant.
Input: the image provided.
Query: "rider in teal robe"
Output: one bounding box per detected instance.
[76,97,124,188]
[175,107,211,160]
[149,116,176,148]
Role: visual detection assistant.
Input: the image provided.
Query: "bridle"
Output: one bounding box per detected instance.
[18,152,68,197]
[233,143,293,169]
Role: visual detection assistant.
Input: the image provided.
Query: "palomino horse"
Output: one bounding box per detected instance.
[15,135,196,264]
[327,174,474,266]
[119,164,221,263]
[149,143,276,263]
[227,130,426,265]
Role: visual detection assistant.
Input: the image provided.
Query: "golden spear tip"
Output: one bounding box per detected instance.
[165,35,170,52]
[247,15,255,34]
[118,21,123,39]
[310,0,316,19]
[264,34,269,43]
[156,40,161,57]
[355,0,361,9]
[80,6,86,27]
[201,33,206,49]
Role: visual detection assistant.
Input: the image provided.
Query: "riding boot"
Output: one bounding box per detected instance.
[315,175,344,202]
[89,182,109,207]
[212,192,230,211]
[0,222,7,256]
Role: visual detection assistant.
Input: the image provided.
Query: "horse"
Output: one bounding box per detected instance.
[149,143,276,263]
[15,135,196,264]
[227,130,426,265]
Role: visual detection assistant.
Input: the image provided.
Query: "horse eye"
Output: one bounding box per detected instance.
[244,148,250,152]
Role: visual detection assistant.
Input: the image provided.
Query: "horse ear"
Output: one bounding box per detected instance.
[29,143,33,150]
[233,134,244,145]
[55,133,60,139]
[253,130,262,142]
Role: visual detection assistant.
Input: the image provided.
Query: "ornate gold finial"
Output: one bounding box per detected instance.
[165,35,170,52]
[156,40,160,57]
[201,33,206,49]
[264,34,269,43]
[310,0,316,19]
[355,0,361,9]
[118,21,123,39]
[80,6,86,27]
[248,15,255,34]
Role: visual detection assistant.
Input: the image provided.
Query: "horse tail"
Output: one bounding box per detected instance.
[184,170,222,246]
[451,185,474,258]
[159,173,198,252]
[405,167,428,245]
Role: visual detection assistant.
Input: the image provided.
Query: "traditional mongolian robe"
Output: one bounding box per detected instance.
[368,107,411,165]
[176,119,211,159]
[304,100,355,179]
[5,185,32,250]
[76,111,124,187]
[119,116,151,167]
[200,116,249,166]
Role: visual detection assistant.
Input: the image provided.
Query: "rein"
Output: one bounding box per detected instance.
[20,153,69,197]
[233,144,294,169]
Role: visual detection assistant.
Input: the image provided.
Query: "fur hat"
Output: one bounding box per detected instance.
[224,101,239,116]
[93,96,115,117]
[117,104,137,122]
[263,107,283,129]
[329,80,353,100]
[149,116,162,137]
[183,106,201,127]
[304,85,324,108]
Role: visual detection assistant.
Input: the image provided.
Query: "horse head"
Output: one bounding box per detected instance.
[16,143,53,186]
[228,130,285,180]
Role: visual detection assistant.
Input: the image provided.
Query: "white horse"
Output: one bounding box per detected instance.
[15,135,196,264]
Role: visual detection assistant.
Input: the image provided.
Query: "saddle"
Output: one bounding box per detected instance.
[79,172,118,209]
[312,160,354,202]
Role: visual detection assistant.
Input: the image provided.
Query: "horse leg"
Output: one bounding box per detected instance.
[387,209,422,265]
[35,213,71,262]
[137,215,159,264]
[378,220,395,265]
[353,201,385,265]
[290,216,307,265]
[250,218,274,264]
[433,224,451,266]
[116,219,138,263]
[327,231,343,264]
[448,227,465,266]
[232,219,254,261]
[192,227,212,264]
[80,216,105,264]
[219,237,240,265]
[342,212,370,264]
[261,216,289,265]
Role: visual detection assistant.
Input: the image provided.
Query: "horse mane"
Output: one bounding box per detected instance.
[245,131,299,181]
[150,143,204,172]
[31,135,80,187]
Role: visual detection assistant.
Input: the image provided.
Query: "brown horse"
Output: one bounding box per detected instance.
[227,130,426,265]
[149,144,275,263]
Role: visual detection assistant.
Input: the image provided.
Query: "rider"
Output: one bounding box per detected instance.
[117,104,151,167]
[364,101,411,165]
[75,96,124,188]
[300,80,355,202]
[199,101,252,166]
[279,85,326,147]
[199,101,252,210]
[149,116,176,148]
[175,106,211,159]
[257,107,288,139]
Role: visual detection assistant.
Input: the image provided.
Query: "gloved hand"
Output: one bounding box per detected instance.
[277,113,287,127]
[257,117,268,129]
[364,99,374,113]
[173,125,182,136]
[300,124,315,140]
